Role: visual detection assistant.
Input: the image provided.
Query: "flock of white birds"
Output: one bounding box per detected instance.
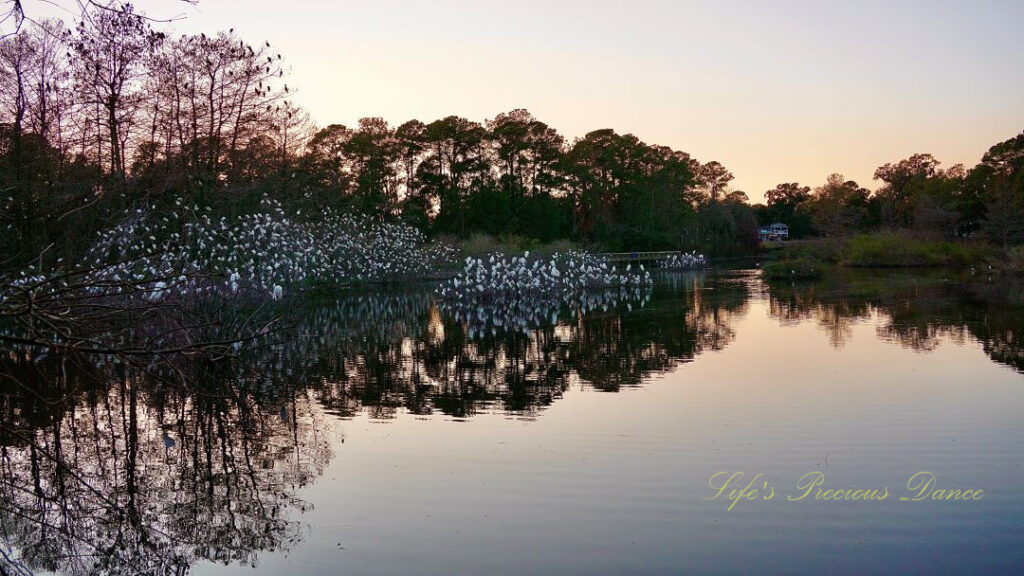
[2,196,712,347]
[78,197,456,300]
[660,251,707,270]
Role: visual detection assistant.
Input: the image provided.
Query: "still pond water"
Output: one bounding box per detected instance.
[2,269,1022,575]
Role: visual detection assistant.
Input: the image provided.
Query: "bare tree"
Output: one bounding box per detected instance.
[2,1,197,37]
[0,28,31,180]
[70,5,162,179]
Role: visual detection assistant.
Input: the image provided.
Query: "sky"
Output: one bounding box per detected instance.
[26,0,1024,201]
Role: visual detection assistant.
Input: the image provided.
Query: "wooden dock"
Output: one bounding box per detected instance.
[600,251,689,263]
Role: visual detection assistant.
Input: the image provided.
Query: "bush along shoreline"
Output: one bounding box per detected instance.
[760,232,1019,281]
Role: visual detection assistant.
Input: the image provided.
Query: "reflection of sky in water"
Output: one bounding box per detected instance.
[2,270,1023,575]
[246,283,1022,576]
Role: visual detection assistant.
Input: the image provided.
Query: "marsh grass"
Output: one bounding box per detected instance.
[769,233,995,271]
[840,233,993,268]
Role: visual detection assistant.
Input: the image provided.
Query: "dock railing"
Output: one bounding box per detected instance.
[599,251,687,263]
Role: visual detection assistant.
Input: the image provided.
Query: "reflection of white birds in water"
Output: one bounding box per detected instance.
[435,250,653,340]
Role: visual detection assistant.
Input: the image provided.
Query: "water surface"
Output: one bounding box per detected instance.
[2,269,1022,575]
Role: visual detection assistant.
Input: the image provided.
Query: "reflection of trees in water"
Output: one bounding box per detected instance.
[687,272,751,356]
[439,286,652,340]
[768,282,873,347]
[571,273,750,392]
[964,280,1024,372]
[766,271,1024,372]
[261,273,750,418]
[983,326,1024,372]
[0,273,749,575]
[0,354,333,575]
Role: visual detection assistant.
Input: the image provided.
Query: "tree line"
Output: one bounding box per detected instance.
[1,4,1022,278]
[0,4,763,276]
[756,142,1024,244]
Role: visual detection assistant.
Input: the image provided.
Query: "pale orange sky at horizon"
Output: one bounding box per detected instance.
[26,0,1024,202]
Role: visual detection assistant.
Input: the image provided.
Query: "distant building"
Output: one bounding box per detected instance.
[759,222,789,242]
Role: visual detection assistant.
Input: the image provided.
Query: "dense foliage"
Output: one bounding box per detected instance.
[1,4,1022,285]
[754,142,1024,244]
[0,5,766,280]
